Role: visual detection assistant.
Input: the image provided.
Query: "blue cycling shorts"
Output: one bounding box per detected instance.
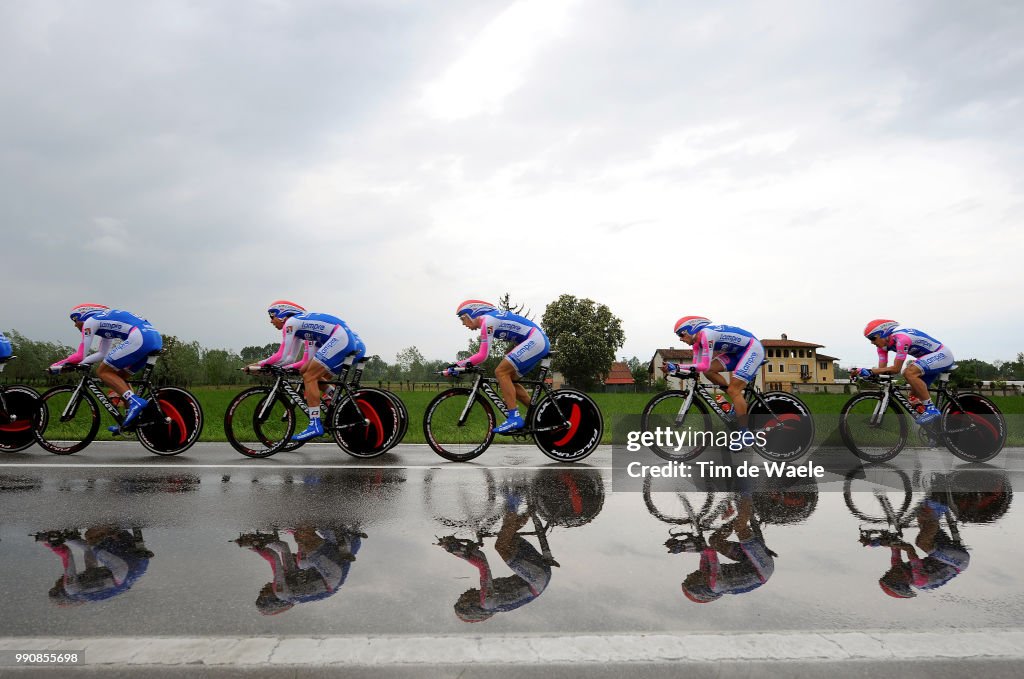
[505,329,550,377]
[104,328,163,373]
[913,346,955,386]
[714,340,765,383]
[313,327,366,374]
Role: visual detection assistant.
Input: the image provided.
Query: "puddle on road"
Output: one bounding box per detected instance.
[0,465,1020,636]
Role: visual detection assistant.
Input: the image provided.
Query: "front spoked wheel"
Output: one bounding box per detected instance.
[839,393,908,463]
[224,387,296,458]
[532,389,603,462]
[640,390,712,461]
[748,391,815,462]
[423,388,495,462]
[941,393,1007,463]
[35,386,100,455]
[331,388,401,459]
[0,387,41,452]
[136,387,204,456]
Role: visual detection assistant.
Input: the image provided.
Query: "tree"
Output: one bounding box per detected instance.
[626,356,649,389]
[361,355,389,381]
[154,335,202,387]
[395,346,426,381]
[541,295,625,390]
[204,348,244,385]
[240,343,279,363]
[2,329,73,385]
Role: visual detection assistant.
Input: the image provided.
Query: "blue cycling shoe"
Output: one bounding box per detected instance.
[916,405,941,425]
[109,396,149,433]
[493,413,525,434]
[291,419,325,442]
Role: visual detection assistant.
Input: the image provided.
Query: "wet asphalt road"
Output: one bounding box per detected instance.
[1,443,1023,640]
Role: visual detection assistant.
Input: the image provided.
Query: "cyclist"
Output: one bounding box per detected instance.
[246,301,315,373]
[447,300,550,434]
[854,320,954,425]
[50,305,163,431]
[867,499,970,598]
[437,499,552,622]
[38,527,153,606]
[661,316,764,429]
[253,307,365,442]
[0,331,11,360]
[669,494,776,603]
[236,526,363,615]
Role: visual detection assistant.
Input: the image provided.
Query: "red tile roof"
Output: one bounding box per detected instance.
[605,361,635,385]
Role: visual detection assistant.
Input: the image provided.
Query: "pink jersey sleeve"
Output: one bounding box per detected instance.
[52,327,96,368]
[284,341,315,371]
[891,334,912,362]
[456,323,491,367]
[259,327,290,367]
[677,332,713,372]
[876,345,889,368]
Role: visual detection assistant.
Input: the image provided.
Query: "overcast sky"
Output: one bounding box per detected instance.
[2,0,1022,367]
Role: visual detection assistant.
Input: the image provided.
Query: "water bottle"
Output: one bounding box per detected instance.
[715,394,732,413]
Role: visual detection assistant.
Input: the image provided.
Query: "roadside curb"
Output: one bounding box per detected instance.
[3,630,1024,667]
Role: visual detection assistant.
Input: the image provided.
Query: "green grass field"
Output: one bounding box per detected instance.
[28,385,1024,446]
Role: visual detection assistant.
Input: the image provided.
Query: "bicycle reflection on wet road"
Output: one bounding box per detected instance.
[0,459,1020,637]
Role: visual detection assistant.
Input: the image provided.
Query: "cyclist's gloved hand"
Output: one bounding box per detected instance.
[665,362,678,373]
[857,368,873,378]
[48,363,64,375]
[442,365,461,377]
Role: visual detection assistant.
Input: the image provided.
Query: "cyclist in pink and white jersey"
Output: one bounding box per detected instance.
[249,302,366,442]
[446,300,550,434]
[50,304,163,430]
[854,320,954,424]
[661,316,765,427]
[245,300,315,374]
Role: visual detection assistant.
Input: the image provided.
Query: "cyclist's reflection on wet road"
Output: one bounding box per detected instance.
[645,477,818,602]
[233,526,366,615]
[430,469,604,622]
[851,467,1013,598]
[34,527,154,606]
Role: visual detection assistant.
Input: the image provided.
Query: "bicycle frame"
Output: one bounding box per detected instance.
[471,513,561,568]
[862,372,957,426]
[455,358,569,434]
[59,354,164,426]
[255,358,367,432]
[667,370,774,424]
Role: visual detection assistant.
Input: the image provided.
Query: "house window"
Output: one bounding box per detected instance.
[801,365,809,378]
[768,364,773,373]
[778,364,784,372]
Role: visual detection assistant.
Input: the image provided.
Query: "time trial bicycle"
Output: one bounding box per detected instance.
[839,370,1006,463]
[34,351,203,455]
[423,353,603,463]
[640,368,814,462]
[224,356,404,459]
